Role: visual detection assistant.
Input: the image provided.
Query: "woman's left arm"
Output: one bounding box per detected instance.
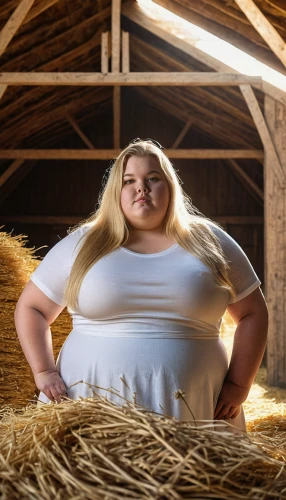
[214,287,268,420]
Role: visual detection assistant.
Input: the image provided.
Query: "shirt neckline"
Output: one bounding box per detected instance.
[120,243,179,257]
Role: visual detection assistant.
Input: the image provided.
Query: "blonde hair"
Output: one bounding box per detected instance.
[65,140,234,310]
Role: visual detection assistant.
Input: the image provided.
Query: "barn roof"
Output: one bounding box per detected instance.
[0,0,285,172]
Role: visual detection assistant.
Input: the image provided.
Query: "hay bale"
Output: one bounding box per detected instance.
[248,415,286,454]
[0,230,72,408]
[0,393,285,499]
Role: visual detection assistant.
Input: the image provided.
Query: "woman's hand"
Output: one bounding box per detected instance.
[34,370,68,403]
[214,380,249,420]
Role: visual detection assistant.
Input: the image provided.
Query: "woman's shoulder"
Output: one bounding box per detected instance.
[67,223,91,241]
[42,224,91,259]
[190,217,226,240]
[61,224,91,255]
[191,217,243,256]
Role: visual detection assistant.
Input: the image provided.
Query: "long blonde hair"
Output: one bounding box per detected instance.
[65,140,234,310]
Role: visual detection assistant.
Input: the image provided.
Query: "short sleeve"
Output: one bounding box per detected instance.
[209,223,261,304]
[30,226,89,306]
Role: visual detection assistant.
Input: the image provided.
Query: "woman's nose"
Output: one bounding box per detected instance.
[137,184,148,193]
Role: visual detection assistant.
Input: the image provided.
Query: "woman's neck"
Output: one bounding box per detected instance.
[128,225,165,241]
[124,227,176,253]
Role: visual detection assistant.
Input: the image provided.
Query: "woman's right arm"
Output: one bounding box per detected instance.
[15,280,68,403]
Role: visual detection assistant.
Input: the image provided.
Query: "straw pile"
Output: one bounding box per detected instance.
[0,390,286,500]
[0,230,72,408]
[1,231,286,498]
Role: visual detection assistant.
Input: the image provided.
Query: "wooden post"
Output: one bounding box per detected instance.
[264,96,286,387]
[112,0,121,73]
[122,31,130,73]
[113,87,121,148]
[101,32,109,74]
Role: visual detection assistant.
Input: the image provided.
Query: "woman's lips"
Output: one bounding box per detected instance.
[136,197,150,203]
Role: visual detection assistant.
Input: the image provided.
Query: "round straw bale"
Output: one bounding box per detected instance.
[0,230,71,408]
[0,394,286,499]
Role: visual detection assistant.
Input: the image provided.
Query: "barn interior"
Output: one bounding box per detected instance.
[0,0,285,386]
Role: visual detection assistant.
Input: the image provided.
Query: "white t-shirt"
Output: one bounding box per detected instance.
[30,224,261,338]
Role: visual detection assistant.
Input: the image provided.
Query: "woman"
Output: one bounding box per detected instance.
[15,139,268,430]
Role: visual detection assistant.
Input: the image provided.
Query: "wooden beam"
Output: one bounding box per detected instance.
[0,85,8,101]
[0,149,264,160]
[240,84,286,183]
[234,0,286,68]
[112,0,121,72]
[66,114,95,150]
[228,159,264,201]
[0,72,262,87]
[101,32,109,74]
[113,87,121,148]
[0,215,264,225]
[24,0,60,24]
[172,119,193,148]
[122,31,130,73]
[136,86,260,152]
[121,1,286,106]
[0,161,36,206]
[0,160,24,188]
[224,161,263,206]
[0,0,37,57]
[0,215,82,225]
[264,96,286,387]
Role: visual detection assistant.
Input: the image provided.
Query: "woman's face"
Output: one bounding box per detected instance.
[120,155,170,230]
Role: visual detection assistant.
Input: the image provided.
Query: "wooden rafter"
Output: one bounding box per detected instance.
[0,215,264,225]
[0,72,262,86]
[66,114,95,150]
[122,1,286,106]
[0,0,37,57]
[135,82,260,151]
[24,0,60,24]
[0,0,37,100]
[0,159,24,188]
[227,159,264,201]
[0,149,264,160]
[132,35,256,128]
[0,161,36,207]
[172,119,193,148]
[0,85,7,101]
[234,0,286,68]
[240,84,286,183]
[0,87,112,150]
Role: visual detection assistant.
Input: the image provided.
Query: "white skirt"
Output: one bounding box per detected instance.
[39,330,246,431]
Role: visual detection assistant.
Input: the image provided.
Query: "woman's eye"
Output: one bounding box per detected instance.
[124,179,134,184]
[149,177,159,182]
